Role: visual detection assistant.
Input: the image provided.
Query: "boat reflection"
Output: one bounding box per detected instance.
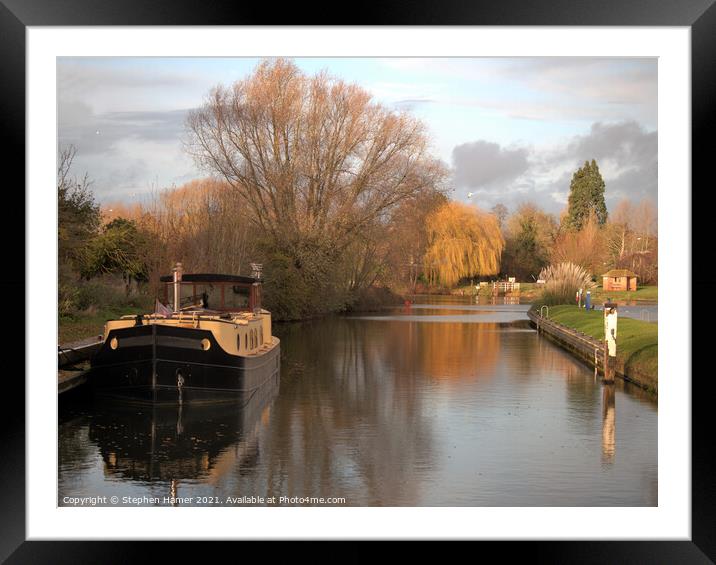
[88,373,279,484]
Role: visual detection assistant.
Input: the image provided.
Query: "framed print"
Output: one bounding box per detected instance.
[5,0,713,561]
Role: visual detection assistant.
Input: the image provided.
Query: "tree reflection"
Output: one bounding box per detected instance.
[264,318,438,505]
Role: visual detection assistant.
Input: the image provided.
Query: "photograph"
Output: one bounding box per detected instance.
[56,55,659,508]
[1,6,705,557]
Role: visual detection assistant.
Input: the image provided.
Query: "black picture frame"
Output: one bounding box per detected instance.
[5,0,712,561]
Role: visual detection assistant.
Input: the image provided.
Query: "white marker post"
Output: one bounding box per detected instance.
[603,301,618,382]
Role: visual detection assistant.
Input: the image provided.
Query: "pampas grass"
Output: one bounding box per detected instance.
[539,262,595,306]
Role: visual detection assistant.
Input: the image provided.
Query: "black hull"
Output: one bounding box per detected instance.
[90,323,280,404]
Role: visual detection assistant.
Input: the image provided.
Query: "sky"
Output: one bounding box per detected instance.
[57,57,657,216]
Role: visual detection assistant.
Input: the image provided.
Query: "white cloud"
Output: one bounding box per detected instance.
[382,57,657,126]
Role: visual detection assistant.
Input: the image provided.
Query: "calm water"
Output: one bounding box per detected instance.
[58,298,657,506]
[594,302,658,322]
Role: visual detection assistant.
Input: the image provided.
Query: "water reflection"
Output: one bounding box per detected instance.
[90,397,271,483]
[59,375,278,505]
[594,302,657,322]
[59,300,657,507]
[602,385,616,464]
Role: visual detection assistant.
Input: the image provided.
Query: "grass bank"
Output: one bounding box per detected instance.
[59,285,406,342]
[59,305,147,345]
[452,282,657,304]
[452,282,542,299]
[586,285,658,303]
[546,305,658,392]
[59,276,155,345]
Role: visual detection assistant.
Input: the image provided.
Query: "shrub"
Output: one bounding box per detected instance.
[346,285,403,312]
[538,262,595,306]
[76,280,126,311]
[58,284,79,317]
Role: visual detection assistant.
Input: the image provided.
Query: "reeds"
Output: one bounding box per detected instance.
[538,262,595,306]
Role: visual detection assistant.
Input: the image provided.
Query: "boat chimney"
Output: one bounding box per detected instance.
[172,262,183,313]
[250,263,263,314]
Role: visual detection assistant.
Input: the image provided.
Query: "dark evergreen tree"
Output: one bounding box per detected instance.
[81,218,150,294]
[565,159,608,230]
[58,146,101,271]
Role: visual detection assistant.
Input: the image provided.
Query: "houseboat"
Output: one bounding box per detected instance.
[91,263,280,404]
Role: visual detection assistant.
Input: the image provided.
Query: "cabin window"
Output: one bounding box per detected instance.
[194,283,221,309]
[224,284,250,310]
[165,283,201,309]
[244,333,248,351]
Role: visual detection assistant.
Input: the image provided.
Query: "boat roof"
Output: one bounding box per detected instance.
[159,273,258,284]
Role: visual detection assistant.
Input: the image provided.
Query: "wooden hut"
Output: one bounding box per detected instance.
[601,269,638,292]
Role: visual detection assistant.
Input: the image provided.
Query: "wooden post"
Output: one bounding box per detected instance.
[603,341,614,382]
[594,348,599,378]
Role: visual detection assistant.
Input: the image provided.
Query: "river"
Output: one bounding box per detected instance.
[58,297,657,506]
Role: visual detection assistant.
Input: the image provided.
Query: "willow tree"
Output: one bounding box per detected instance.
[423,202,504,287]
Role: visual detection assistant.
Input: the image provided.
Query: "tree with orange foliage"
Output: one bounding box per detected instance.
[423,202,504,288]
[185,59,446,318]
[186,59,445,252]
[140,178,255,283]
[551,210,605,276]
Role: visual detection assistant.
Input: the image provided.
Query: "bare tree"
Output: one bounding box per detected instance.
[632,199,657,253]
[604,198,631,263]
[185,59,446,254]
[140,178,254,280]
[550,210,606,276]
[491,203,508,229]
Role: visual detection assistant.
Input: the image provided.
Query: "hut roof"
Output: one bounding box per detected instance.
[602,269,638,278]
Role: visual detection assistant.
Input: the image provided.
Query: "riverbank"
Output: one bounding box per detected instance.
[451,282,542,300]
[59,305,146,344]
[453,283,657,304]
[59,286,407,344]
[534,305,657,393]
[585,285,658,303]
